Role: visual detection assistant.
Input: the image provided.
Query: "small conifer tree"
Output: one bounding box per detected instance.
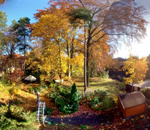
[70,83,79,112]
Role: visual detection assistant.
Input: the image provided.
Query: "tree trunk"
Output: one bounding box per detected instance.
[57,39,62,84]
[23,35,26,73]
[86,26,92,87]
[67,41,71,79]
[70,40,74,76]
[131,82,134,92]
[84,24,87,94]
[24,35,26,56]
[87,39,90,87]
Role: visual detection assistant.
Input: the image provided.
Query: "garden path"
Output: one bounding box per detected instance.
[45,103,150,129]
[45,103,116,126]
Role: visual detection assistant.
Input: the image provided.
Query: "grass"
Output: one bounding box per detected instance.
[0,77,124,110]
[0,81,37,111]
[0,77,125,113]
[63,77,125,100]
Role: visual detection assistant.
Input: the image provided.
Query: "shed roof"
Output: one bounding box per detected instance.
[118,91,146,109]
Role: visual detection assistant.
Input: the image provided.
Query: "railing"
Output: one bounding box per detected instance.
[37,102,45,124]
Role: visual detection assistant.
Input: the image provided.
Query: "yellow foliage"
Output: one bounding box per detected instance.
[27,5,84,80]
[70,53,84,75]
[31,10,69,40]
[122,55,148,84]
[9,87,21,96]
[26,43,68,81]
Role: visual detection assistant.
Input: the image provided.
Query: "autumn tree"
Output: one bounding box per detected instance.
[107,57,126,81]
[1,19,27,72]
[145,54,150,79]
[0,11,7,32]
[63,27,84,79]
[67,0,147,92]
[122,55,148,91]
[26,2,84,82]
[26,43,68,82]
[1,29,17,57]
[0,11,7,54]
[88,32,113,77]
[29,7,68,80]
[146,55,150,64]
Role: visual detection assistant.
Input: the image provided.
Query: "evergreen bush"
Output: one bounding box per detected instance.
[0,105,37,129]
[89,89,114,111]
[44,107,53,115]
[51,83,79,114]
[102,98,114,110]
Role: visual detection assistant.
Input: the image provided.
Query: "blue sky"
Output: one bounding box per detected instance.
[0,0,49,25]
[0,0,150,58]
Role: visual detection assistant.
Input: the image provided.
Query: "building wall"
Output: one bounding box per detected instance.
[118,97,125,116]
[124,104,146,118]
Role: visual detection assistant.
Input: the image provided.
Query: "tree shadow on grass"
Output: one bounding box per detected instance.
[13,94,37,111]
[76,81,118,91]
[89,81,116,88]
[76,84,84,87]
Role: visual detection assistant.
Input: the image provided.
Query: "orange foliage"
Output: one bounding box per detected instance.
[122,55,148,85]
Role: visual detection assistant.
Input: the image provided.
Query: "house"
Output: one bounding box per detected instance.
[0,54,25,77]
[118,91,146,118]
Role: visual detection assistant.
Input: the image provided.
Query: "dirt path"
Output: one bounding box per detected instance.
[44,103,150,129]
[45,103,115,126]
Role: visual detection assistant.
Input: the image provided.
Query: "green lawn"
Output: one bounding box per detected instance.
[64,77,125,100]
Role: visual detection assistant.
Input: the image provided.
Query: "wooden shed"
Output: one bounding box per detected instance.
[118,91,146,118]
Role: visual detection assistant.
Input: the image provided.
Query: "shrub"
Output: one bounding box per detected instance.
[0,81,9,94]
[80,125,87,129]
[33,87,41,93]
[55,96,73,114]
[27,83,48,94]
[50,83,79,114]
[39,82,48,90]
[88,89,114,111]
[141,88,150,99]
[9,68,24,84]
[49,86,60,102]
[102,98,114,110]
[119,82,126,91]
[70,83,79,112]
[94,89,107,100]
[44,107,53,115]
[0,105,37,129]
[9,87,21,96]
[27,86,34,93]
[1,74,11,85]
[13,98,23,105]
[45,120,56,126]
[49,80,57,88]
[97,70,109,79]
